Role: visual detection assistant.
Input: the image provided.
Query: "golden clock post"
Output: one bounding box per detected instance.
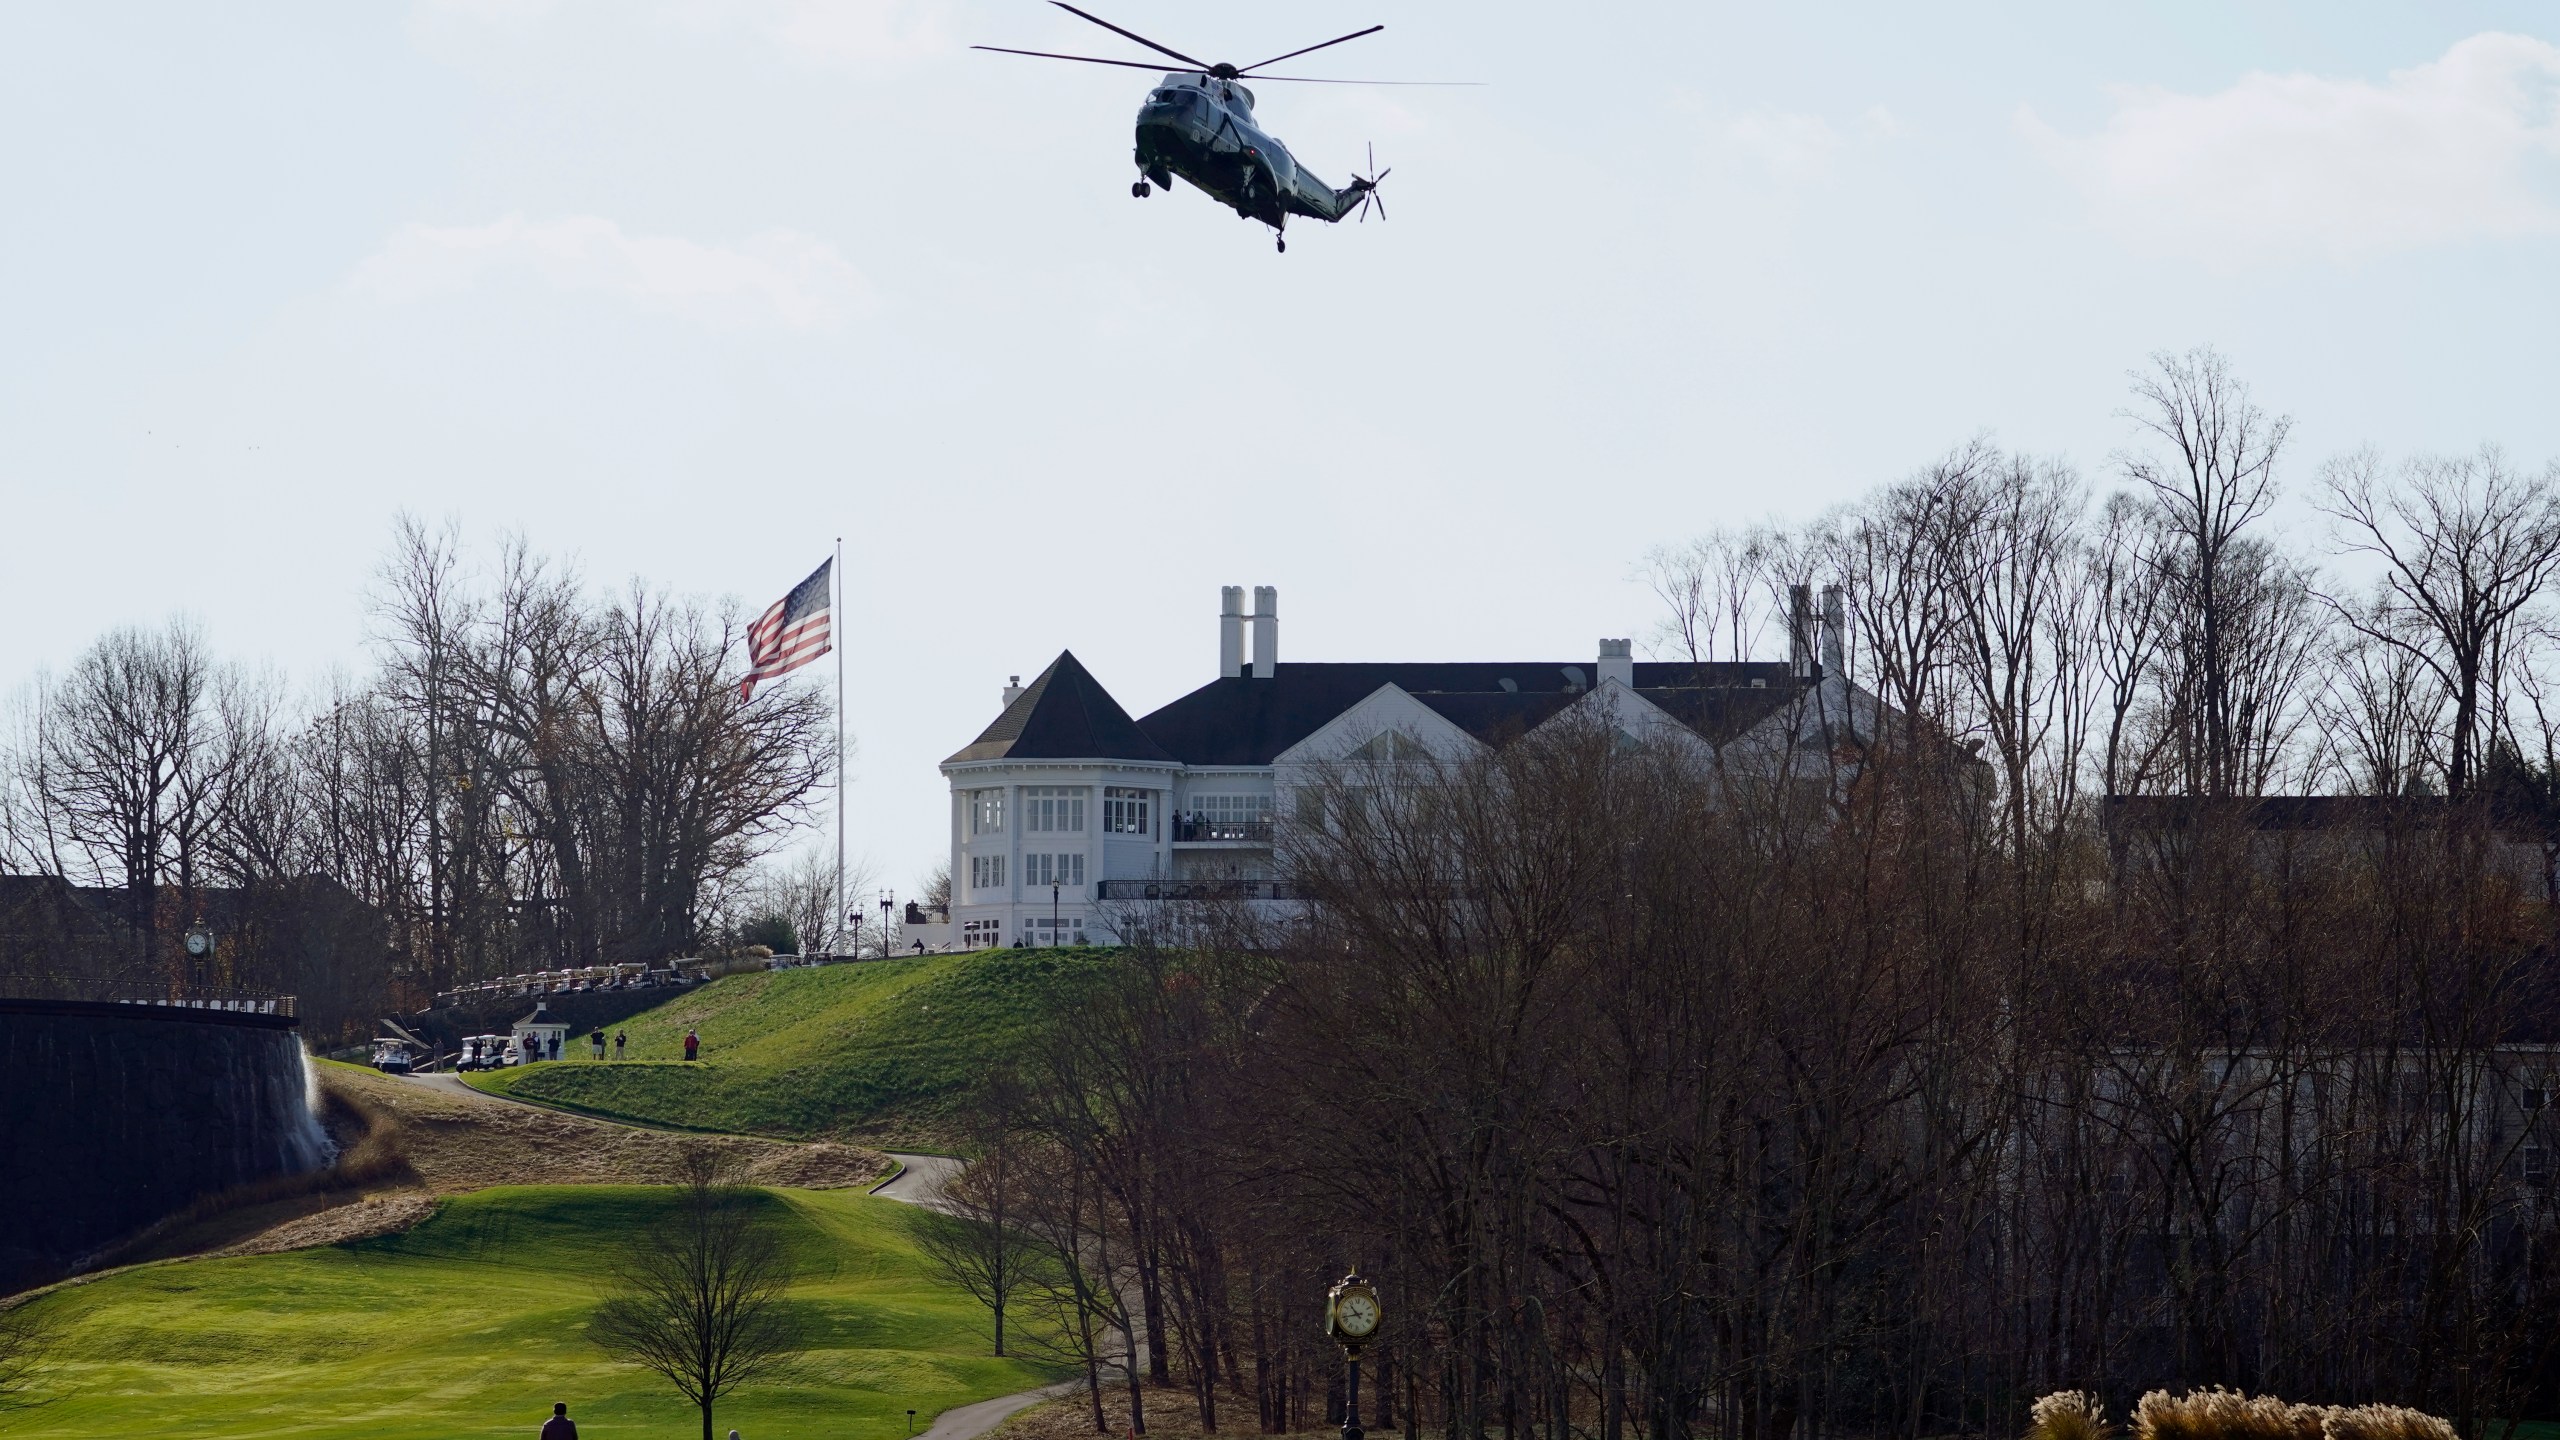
[1323,1269,1383,1440]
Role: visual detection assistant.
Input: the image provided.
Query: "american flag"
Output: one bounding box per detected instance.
[739,558,833,701]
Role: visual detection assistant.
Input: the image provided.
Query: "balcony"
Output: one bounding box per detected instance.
[1094,879,1302,902]
[1171,815,1273,844]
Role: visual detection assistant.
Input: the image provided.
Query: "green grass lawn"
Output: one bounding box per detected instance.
[468,948,1114,1141]
[13,1184,1058,1440]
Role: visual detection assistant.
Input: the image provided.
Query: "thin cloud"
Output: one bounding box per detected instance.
[2020,31,2560,265]
[413,0,954,65]
[1713,106,1900,184]
[348,215,872,330]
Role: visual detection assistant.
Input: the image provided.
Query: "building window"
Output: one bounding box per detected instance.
[1178,792,1272,841]
[1024,786,1086,833]
[1024,852,1086,888]
[1029,915,1086,946]
[970,854,1008,891]
[971,790,1005,835]
[963,918,1002,949]
[1104,786,1152,835]
[1194,794,1271,825]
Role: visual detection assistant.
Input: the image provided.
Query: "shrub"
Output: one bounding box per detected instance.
[2325,1408,2458,1440]
[2029,1390,2113,1440]
[737,914,797,955]
[2123,1389,2454,1440]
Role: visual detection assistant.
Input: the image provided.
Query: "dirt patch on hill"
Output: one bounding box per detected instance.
[326,1065,887,1192]
[78,1065,886,1279]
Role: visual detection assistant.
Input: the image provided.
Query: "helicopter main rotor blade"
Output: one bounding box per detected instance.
[973,45,1186,72]
[1240,75,1484,85]
[1046,2,1210,70]
[1236,25,1383,76]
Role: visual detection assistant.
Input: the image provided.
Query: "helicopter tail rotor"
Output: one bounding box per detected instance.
[1350,142,1391,222]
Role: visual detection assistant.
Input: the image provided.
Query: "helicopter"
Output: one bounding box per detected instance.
[976,4,1466,252]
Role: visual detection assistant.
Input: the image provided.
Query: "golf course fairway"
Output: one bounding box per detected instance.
[472,947,1114,1139]
[12,1183,1057,1439]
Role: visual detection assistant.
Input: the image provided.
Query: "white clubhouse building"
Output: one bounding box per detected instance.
[932,584,1876,948]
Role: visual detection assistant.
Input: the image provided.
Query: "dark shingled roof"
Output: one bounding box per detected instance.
[947,651,1178,766]
[1132,661,1808,767]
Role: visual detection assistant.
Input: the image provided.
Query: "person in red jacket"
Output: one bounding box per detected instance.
[540,1401,577,1439]
[683,1029,699,1062]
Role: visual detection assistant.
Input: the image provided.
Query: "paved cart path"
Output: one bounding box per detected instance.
[876,1152,1079,1440]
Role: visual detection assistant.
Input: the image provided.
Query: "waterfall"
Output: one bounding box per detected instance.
[292,1046,339,1171]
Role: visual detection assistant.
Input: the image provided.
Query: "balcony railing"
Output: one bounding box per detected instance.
[1171,815,1273,844]
[1094,879,1302,902]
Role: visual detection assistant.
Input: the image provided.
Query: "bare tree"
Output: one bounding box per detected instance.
[21,620,226,981]
[753,848,872,958]
[2088,491,2176,797]
[1640,526,1775,666]
[591,1148,805,1440]
[2321,446,2560,797]
[914,1136,1051,1356]
[2120,347,2296,797]
[2320,617,2445,796]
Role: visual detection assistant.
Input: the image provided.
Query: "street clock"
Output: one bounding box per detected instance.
[1324,1270,1381,1350]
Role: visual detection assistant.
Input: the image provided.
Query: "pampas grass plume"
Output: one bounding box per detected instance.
[2030,1390,2114,1440]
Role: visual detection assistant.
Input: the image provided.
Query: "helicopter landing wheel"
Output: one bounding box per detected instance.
[1132,181,1151,198]
[1275,236,1286,253]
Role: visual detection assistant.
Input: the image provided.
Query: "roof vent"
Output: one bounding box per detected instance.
[1561,665,1587,694]
[1751,677,1768,689]
[1498,677,1519,693]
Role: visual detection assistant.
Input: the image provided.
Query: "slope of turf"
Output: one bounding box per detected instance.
[16,1184,1057,1440]
[470,947,1112,1140]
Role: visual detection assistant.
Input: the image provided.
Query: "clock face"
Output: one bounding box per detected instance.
[1337,1291,1380,1338]
[185,930,210,956]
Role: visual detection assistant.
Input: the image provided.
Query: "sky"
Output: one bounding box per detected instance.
[4,2,2559,891]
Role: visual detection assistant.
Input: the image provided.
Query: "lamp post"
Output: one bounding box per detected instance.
[1323,1269,1382,1440]
[879,890,895,959]
[1051,880,1060,947]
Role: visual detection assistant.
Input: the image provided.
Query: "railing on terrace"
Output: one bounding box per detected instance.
[0,975,296,1016]
[1094,879,1303,901]
[1171,815,1274,843]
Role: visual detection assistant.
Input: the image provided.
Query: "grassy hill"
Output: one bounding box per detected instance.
[469,947,1113,1142]
[15,1184,1059,1440]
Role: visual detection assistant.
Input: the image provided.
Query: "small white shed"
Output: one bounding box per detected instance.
[512,1003,571,1063]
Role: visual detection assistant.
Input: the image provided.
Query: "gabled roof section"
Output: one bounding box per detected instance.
[947,651,1178,766]
[1137,660,1809,766]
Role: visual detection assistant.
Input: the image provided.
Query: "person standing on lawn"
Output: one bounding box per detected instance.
[683,1028,699,1062]
[540,1401,577,1439]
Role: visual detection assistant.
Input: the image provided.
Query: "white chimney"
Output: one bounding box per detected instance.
[1250,585,1278,679]
[1219,586,1245,679]
[1820,585,1845,677]
[1002,675,1023,707]
[1598,638,1633,690]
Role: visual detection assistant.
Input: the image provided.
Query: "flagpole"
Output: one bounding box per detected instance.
[834,535,845,958]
